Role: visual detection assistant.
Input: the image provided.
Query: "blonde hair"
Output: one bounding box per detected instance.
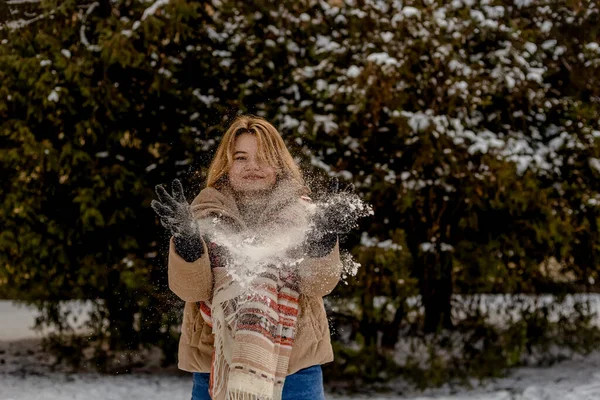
[206,115,304,188]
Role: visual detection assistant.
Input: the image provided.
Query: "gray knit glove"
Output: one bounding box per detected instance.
[304,177,358,257]
[151,179,204,262]
[311,177,358,235]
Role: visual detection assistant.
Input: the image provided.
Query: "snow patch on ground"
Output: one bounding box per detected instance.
[2,301,600,399]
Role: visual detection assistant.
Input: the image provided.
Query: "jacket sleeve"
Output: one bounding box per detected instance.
[297,239,343,297]
[167,236,213,302]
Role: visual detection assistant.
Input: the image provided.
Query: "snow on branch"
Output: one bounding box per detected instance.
[141,0,169,22]
[127,0,170,33]
[80,2,102,52]
[0,13,45,30]
[6,0,42,4]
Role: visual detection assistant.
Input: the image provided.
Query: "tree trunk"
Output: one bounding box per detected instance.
[106,268,137,352]
[418,250,454,333]
[359,273,377,347]
[381,299,406,349]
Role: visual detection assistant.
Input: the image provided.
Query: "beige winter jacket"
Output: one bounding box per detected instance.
[167,180,343,375]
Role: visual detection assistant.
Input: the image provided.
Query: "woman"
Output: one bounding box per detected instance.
[151,115,359,400]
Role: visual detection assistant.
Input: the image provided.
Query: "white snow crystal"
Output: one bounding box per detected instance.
[402,6,420,18]
[158,67,172,78]
[337,170,353,180]
[361,232,402,251]
[470,10,485,22]
[440,243,455,252]
[315,35,342,54]
[524,42,537,54]
[526,68,545,83]
[334,14,347,24]
[554,46,566,57]
[349,8,367,18]
[281,115,300,130]
[391,12,404,27]
[590,158,600,173]
[541,39,557,50]
[455,81,468,91]
[206,27,228,43]
[309,155,332,172]
[47,89,59,102]
[401,111,431,132]
[585,42,600,52]
[145,163,157,172]
[480,19,499,29]
[61,49,71,58]
[505,75,516,89]
[484,5,505,19]
[380,31,394,43]
[367,52,400,67]
[313,114,339,134]
[192,89,218,106]
[141,0,169,21]
[467,129,505,155]
[514,0,533,8]
[346,65,361,78]
[540,20,553,33]
[420,242,434,252]
[316,79,328,92]
[286,41,300,53]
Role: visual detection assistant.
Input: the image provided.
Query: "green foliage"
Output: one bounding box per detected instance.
[325,339,402,388]
[0,0,207,368]
[330,295,600,390]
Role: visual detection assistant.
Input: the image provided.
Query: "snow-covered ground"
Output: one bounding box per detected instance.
[2,300,600,399]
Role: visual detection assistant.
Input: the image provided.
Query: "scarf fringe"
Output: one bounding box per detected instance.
[210,308,229,400]
[225,388,274,400]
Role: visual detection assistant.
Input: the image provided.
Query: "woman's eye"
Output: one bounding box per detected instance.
[235,156,246,161]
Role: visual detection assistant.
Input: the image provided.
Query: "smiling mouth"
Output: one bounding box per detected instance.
[244,175,264,179]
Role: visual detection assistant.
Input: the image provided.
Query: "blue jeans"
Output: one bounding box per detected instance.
[191,365,326,400]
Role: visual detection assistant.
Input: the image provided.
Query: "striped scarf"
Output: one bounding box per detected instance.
[190,179,311,399]
[199,263,300,400]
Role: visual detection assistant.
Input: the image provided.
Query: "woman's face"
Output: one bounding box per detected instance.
[228,133,277,193]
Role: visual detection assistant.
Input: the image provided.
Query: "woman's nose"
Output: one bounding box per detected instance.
[246,159,260,170]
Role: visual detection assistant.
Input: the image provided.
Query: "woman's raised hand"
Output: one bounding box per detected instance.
[151,179,196,237]
[152,179,205,262]
[313,176,359,235]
